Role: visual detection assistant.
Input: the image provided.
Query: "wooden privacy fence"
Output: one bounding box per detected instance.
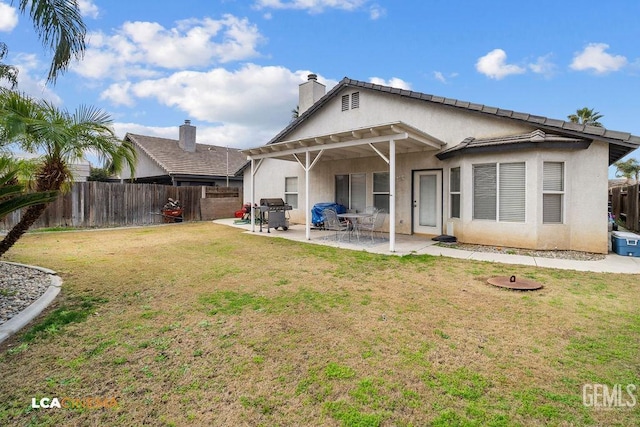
[609,183,640,232]
[1,182,243,230]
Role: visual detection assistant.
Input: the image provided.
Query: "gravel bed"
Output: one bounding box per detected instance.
[436,242,606,261]
[0,262,52,325]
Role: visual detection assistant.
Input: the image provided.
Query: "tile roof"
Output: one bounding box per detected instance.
[125,133,247,177]
[436,129,591,159]
[270,77,639,165]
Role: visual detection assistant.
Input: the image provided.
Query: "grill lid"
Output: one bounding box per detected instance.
[260,198,286,207]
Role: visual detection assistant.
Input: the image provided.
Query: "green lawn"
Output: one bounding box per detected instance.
[0,222,638,426]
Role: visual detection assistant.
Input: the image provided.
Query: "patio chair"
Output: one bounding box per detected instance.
[322,208,350,241]
[359,209,386,242]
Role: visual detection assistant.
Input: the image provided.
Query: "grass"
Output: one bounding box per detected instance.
[0,222,638,426]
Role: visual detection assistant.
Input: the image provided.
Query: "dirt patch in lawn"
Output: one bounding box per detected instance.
[0,223,638,426]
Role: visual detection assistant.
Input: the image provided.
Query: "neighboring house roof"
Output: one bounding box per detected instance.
[125,133,247,177]
[270,77,640,165]
[436,129,591,160]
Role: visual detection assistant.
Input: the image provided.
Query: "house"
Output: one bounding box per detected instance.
[242,75,640,253]
[121,120,247,188]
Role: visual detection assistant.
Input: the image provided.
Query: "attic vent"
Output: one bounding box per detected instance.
[351,92,360,109]
[341,92,360,112]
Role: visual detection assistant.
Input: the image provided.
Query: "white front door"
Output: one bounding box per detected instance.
[412,170,442,235]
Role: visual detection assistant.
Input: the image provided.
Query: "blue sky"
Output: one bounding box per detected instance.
[1,0,639,176]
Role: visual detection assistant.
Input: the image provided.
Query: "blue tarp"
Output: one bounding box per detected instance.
[311,203,346,226]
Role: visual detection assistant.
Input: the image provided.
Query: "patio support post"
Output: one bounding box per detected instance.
[305,150,311,240]
[390,139,396,252]
[250,158,255,232]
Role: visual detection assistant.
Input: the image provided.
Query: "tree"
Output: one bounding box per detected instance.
[0,157,58,219]
[1,0,86,84]
[87,166,111,181]
[567,107,604,127]
[614,158,640,183]
[0,89,136,256]
[0,43,19,88]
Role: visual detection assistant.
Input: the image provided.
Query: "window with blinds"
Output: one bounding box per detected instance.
[473,164,497,220]
[543,162,564,223]
[499,162,526,222]
[473,162,525,221]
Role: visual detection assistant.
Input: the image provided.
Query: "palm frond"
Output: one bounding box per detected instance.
[18,0,86,83]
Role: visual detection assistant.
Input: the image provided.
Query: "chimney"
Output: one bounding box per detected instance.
[179,119,196,152]
[298,73,326,115]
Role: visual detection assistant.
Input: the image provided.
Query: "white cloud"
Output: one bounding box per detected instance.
[254,0,368,14]
[77,0,100,19]
[103,65,337,148]
[528,54,556,77]
[72,15,264,80]
[0,2,19,32]
[476,49,526,80]
[570,43,627,74]
[369,3,386,20]
[369,77,411,90]
[100,82,135,107]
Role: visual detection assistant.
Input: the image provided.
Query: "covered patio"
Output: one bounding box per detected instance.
[242,122,445,252]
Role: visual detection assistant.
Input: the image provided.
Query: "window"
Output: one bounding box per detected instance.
[543,162,564,223]
[473,162,525,221]
[284,177,298,209]
[473,164,496,220]
[351,92,360,109]
[499,163,526,222]
[450,167,460,218]
[335,173,366,212]
[341,95,349,111]
[373,172,389,211]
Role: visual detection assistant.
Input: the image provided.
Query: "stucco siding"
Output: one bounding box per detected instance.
[286,89,532,148]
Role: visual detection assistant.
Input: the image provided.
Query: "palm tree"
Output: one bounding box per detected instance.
[0,157,58,219]
[0,90,136,256]
[567,107,604,127]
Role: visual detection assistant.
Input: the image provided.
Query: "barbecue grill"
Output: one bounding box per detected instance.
[259,198,292,232]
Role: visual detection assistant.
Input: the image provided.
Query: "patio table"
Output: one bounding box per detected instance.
[337,213,373,242]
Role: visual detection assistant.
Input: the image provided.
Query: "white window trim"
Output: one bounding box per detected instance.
[472,162,526,222]
[542,161,565,224]
[284,176,298,209]
[450,167,461,219]
[372,171,390,211]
